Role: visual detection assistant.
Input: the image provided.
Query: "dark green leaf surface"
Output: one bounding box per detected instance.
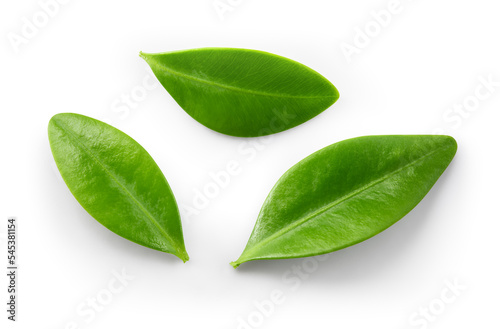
[231,135,457,268]
[48,113,188,261]
[140,48,339,137]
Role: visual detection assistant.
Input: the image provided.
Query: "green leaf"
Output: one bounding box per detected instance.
[140,48,339,137]
[231,135,457,268]
[48,113,189,262]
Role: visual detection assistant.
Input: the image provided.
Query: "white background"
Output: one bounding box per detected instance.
[1,0,499,328]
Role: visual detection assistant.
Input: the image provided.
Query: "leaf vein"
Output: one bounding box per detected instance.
[147,58,336,100]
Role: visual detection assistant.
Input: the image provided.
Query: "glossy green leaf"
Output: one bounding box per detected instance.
[48,113,188,262]
[140,48,339,137]
[231,135,457,268]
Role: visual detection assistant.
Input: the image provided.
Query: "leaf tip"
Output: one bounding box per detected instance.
[331,84,340,101]
[436,134,458,157]
[445,135,458,149]
[49,112,64,125]
[139,51,151,62]
[177,250,190,263]
[49,112,78,125]
[48,112,71,136]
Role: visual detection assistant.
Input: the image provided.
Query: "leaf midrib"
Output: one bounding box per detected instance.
[241,146,447,259]
[53,119,180,254]
[146,56,337,100]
